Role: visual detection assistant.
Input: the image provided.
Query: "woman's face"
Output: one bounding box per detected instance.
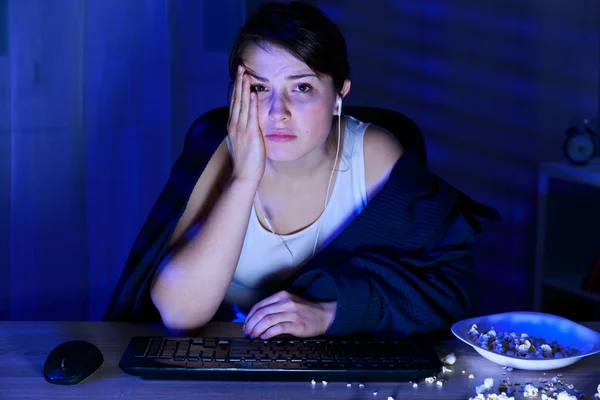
[241,42,345,162]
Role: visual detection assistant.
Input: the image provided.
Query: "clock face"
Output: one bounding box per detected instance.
[564,133,596,164]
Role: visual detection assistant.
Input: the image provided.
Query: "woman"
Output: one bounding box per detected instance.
[105,2,500,340]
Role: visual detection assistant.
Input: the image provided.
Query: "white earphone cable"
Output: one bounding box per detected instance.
[311,107,341,257]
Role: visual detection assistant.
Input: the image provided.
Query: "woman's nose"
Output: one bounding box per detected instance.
[268,95,291,122]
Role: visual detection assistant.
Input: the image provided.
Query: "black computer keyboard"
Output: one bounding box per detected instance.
[119,336,442,382]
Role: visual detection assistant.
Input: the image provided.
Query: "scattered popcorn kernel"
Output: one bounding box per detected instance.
[413,383,418,388]
[476,384,488,395]
[425,377,435,383]
[322,380,328,386]
[347,383,351,388]
[484,378,494,389]
[557,391,577,400]
[469,374,475,379]
[387,397,394,400]
[359,383,365,389]
[373,391,378,395]
[524,384,538,397]
[463,370,466,374]
[311,379,316,385]
[442,352,457,365]
[442,366,452,373]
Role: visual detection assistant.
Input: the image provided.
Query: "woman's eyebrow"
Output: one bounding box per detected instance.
[244,67,319,82]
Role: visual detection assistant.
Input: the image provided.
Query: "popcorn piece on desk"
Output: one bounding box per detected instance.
[425,376,435,383]
[442,352,457,365]
[475,385,488,395]
[322,380,328,386]
[412,383,418,388]
[523,384,538,397]
[470,394,515,400]
[359,383,365,389]
[556,391,577,400]
[311,379,316,385]
[475,378,494,395]
[469,374,475,379]
[387,397,395,400]
[442,366,453,373]
[462,370,466,374]
[346,383,351,388]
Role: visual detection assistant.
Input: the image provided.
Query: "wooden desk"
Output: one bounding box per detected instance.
[0,321,598,399]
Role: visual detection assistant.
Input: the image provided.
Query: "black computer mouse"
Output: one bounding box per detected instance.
[44,340,104,385]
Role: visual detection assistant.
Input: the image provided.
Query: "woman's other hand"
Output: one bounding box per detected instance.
[242,291,337,339]
[227,65,266,183]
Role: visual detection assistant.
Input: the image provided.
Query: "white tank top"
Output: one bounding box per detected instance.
[223,116,370,313]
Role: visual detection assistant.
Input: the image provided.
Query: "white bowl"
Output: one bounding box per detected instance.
[451,311,600,370]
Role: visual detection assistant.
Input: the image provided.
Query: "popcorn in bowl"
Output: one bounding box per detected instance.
[467,324,581,359]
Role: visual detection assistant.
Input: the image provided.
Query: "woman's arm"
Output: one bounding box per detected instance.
[152,66,265,331]
[150,141,259,331]
[290,213,479,337]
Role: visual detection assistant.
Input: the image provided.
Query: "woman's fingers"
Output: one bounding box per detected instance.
[245,291,289,328]
[227,65,244,133]
[248,91,258,137]
[239,73,250,132]
[247,311,295,339]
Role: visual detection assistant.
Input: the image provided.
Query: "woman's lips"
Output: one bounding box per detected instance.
[265,130,296,142]
[266,135,296,142]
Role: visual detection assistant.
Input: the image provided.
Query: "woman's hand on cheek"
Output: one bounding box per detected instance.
[242,291,337,340]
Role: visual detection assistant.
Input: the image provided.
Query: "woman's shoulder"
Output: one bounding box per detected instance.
[361,123,405,200]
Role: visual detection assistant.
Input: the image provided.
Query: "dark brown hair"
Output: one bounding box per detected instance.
[228,1,350,94]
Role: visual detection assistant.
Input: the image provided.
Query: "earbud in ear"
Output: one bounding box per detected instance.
[336,97,343,115]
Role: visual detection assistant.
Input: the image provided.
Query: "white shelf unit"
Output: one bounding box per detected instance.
[533,159,600,321]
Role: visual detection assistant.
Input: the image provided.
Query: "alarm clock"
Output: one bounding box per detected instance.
[563,124,597,165]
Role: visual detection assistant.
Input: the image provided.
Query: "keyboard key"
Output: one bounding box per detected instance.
[131,337,149,358]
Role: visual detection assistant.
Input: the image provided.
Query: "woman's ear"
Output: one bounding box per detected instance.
[340,79,351,99]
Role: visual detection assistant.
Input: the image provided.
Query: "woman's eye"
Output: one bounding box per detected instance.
[251,85,267,93]
[295,83,312,93]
